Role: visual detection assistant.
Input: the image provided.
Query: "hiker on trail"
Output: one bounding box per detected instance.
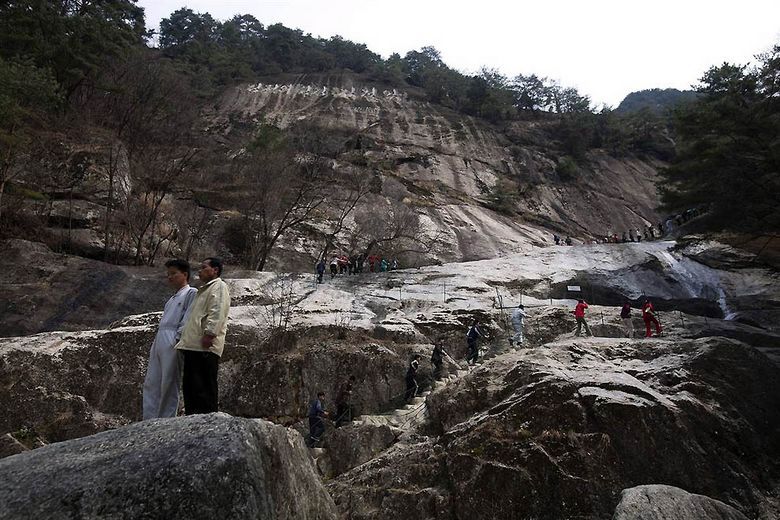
[308,391,328,447]
[553,234,561,245]
[330,256,339,278]
[338,255,348,275]
[466,320,485,365]
[431,343,447,380]
[510,304,529,348]
[380,258,388,272]
[629,229,636,242]
[565,236,573,246]
[636,229,642,242]
[175,257,231,414]
[316,259,326,284]
[405,355,421,401]
[573,299,593,337]
[391,258,398,270]
[356,254,365,273]
[143,259,197,420]
[334,375,356,428]
[368,255,376,272]
[620,301,634,338]
[642,298,662,337]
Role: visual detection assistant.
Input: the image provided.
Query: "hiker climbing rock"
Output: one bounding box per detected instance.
[509,304,529,348]
[466,319,485,365]
[574,299,592,337]
[315,258,326,284]
[308,391,328,447]
[431,343,447,380]
[621,300,634,338]
[642,298,662,337]
[405,355,420,401]
[334,375,356,428]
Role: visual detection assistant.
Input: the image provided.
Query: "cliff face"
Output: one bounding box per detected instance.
[17,73,665,270]
[206,73,663,263]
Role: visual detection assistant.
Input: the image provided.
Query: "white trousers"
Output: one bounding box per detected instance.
[142,341,182,419]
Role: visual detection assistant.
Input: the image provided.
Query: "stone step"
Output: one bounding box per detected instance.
[311,447,326,457]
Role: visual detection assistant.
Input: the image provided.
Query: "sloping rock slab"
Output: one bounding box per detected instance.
[0,413,337,520]
[613,485,749,520]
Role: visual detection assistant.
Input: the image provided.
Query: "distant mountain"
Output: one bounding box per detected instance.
[616,88,699,114]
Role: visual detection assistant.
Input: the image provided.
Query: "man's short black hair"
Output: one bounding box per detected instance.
[205,257,223,276]
[317,391,325,398]
[165,259,191,281]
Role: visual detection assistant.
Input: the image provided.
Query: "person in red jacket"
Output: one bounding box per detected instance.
[574,299,592,337]
[642,298,662,337]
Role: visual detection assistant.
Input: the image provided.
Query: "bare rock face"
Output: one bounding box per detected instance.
[0,413,337,520]
[613,485,750,520]
[0,239,169,337]
[328,336,780,519]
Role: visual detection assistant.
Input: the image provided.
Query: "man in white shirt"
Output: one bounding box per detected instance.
[142,259,197,419]
[510,305,529,348]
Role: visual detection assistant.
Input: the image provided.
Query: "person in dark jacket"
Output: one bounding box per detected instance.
[431,343,446,380]
[334,375,356,427]
[315,259,326,284]
[466,320,485,365]
[620,301,633,338]
[405,355,421,401]
[308,391,328,448]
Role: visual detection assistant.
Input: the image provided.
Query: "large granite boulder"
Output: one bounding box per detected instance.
[613,485,749,520]
[0,413,337,519]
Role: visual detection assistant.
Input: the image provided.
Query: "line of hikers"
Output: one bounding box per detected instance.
[315,253,399,283]
[573,298,662,338]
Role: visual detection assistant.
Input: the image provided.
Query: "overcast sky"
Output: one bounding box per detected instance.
[138,0,780,107]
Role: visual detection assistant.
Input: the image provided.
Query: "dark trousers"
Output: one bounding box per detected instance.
[309,417,325,447]
[405,376,418,400]
[575,317,592,336]
[317,272,324,283]
[466,339,479,363]
[335,403,352,427]
[182,350,219,414]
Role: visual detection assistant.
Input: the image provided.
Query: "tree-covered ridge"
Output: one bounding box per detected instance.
[660,47,780,234]
[616,88,699,114]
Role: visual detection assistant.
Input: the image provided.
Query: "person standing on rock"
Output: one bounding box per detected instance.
[405,355,420,401]
[642,298,662,338]
[466,320,485,365]
[621,301,634,338]
[334,375,356,427]
[574,299,593,337]
[308,391,328,447]
[142,259,198,420]
[509,305,529,348]
[315,258,326,284]
[175,257,231,414]
[330,256,339,279]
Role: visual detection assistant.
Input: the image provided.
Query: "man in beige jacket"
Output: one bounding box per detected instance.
[175,257,231,414]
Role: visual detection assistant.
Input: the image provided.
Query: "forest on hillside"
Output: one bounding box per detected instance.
[0,0,777,263]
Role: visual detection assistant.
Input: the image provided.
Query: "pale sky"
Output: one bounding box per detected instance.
[138,0,780,107]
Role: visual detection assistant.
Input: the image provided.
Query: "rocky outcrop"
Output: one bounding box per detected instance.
[328,336,780,519]
[0,413,337,519]
[613,485,750,520]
